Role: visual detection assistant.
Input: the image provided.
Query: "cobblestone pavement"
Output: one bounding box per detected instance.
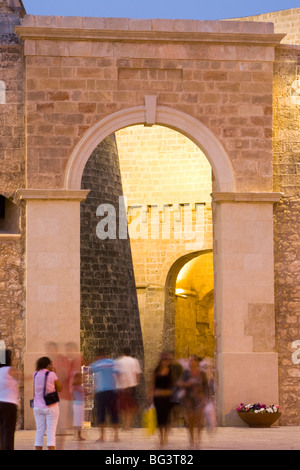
[13,426,300,451]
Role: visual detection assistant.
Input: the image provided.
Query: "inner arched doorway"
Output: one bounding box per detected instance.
[164,250,214,359]
[79,122,215,391]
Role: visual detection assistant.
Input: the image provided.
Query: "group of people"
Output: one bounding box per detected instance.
[90,347,142,443]
[0,345,142,450]
[0,345,215,450]
[150,352,216,448]
[29,345,143,449]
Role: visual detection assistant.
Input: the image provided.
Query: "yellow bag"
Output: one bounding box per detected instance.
[143,405,157,435]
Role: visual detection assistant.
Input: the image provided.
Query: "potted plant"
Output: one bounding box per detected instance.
[236,403,281,428]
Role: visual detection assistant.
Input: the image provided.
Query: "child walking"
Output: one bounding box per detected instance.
[72,372,85,441]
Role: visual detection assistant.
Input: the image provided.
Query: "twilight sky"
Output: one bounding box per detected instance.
[22,0,299,20]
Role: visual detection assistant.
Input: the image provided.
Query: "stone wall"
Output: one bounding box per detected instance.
[235,8,300,45]
[80,135,144,364]
[273,45,300,424]
[115,125,213,379]
[3,8,296,425]
[0,1,26,426]
[17,15,276,194]
[0,239,24,361]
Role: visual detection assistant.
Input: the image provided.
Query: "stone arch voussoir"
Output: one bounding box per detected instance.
[64,105,235,193]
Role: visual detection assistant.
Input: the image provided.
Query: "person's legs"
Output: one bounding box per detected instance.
[0,402,17,450]
[95,391,106,441]
[194,407,204,448]
[183,409,196,447]
[73,403,85,440]
[108,391,119,442]
[46,405,60,450]
[34,408,47,449]
[0,404,3,450]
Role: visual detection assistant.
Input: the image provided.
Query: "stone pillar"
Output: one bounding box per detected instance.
[17,189,89,429]
[212,192,282,426]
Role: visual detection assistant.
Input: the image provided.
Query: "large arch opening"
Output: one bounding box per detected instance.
[65,105,235,193]
[175,251,214,360]
[70,105,235,424]
[79,121,216,395]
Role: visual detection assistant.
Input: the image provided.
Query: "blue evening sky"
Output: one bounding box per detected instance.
[22,0,299,20]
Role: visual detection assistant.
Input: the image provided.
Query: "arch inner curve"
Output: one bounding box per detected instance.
[64,105,235,193]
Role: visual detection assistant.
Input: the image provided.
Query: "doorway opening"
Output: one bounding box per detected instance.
[80,124,214,390]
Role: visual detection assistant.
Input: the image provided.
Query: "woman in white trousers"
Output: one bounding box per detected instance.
[32,357,62,450]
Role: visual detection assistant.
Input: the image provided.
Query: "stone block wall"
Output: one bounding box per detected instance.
[115,125,213,378]
[0,2,25,370]
[0,1,26,427]
[80,135,144,364]
[235,8,300,45]
[17,16,276,194]
[273,45,300,424]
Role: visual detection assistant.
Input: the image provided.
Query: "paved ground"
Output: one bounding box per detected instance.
[13,425,300,451]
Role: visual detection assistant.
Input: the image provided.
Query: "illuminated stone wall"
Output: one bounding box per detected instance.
[273,45,300,425]
[0,1,25,373]
[235,8,300,45]
[115,126,213,378]
[175,252,214,359]
[1,2,299,426]
[80,135,144,364]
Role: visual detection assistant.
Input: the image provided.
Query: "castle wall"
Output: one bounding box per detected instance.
[0,2,25,388]
[273,45,300,425]
[13,15,282,426]
[0,5,298,427]
[80,135,144,364]
[115,125,213,377]
[235,8,300,45]
[16,15,279,194]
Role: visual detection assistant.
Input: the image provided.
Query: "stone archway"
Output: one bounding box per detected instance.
[19,105,281,427]
[62,106,281,425]
[163,250,213,359]
[64,107,231,396]
[64,103,235,193]
[15,15,284,426]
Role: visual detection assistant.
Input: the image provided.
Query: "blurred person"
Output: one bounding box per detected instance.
[0,349,20,450]
[45,342,73,445]
[178,355,209,448]
[32,356,62,450]
[65,342,84,383]
[115,347,142,430]
[200,357,217,432]
[150,352,174,447]
[90,349,119,442]
[72,372,85,442]
[169,353,184,425]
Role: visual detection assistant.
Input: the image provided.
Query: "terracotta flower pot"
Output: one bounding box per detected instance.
[237,411,281,428]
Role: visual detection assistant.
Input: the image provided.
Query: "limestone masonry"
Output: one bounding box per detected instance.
[0,0,299,428]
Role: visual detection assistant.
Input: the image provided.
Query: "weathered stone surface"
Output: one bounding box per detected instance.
[273,45,300,425]
[0,3,27,429]
[80,135,144,364]
[0,1,300,427]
